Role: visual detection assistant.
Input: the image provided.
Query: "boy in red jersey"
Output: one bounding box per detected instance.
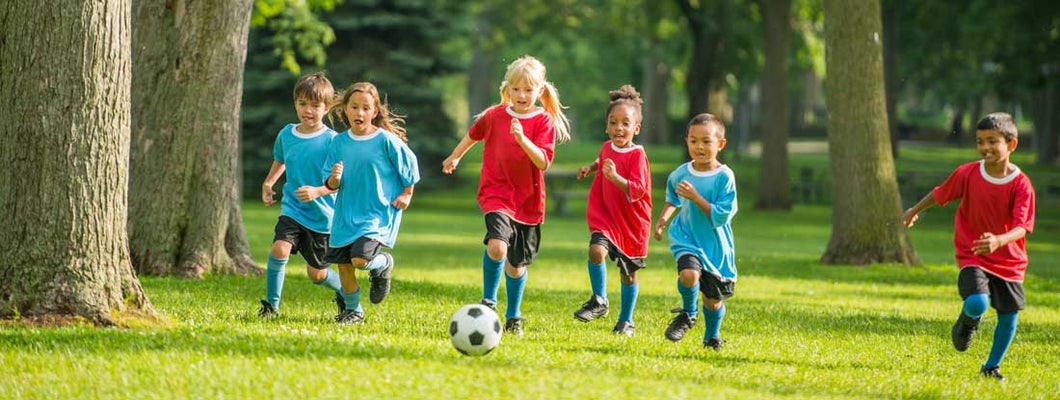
[901,112,1036,382]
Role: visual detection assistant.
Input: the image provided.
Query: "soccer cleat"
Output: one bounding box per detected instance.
[573,295,609,322]
[703,337,725,351]
[480,299,497,312]
[665,308,697,342]
[335,309,365,325]
[368,253,394,304]
[980,366,1005,382]
[258,300,278,318]
[951,312,980,352]
[334,292,346,315]
[504,317,525,337]
[612,320,635,337]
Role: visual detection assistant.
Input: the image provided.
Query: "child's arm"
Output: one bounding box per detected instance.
[510,118,549,170]
[442,134,478,175]
[972,228,1028,256]
[392,185,415,210]
[576,158,600,180]
[601,159,630,192]
[653,203,679,241]
[324,161,343,191]
[294,185,335,203]
[901,192,939,228]
[262,161,285,206]
[676,181,711,216]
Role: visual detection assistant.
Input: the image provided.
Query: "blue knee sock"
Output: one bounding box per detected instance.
[588,260,607,301]
[365,253,391,273]
[482,250,504,303]
[505,270,527,319]
[963,293,989,319]
[618,282,638,323]
[985,312,1018,368]
[340,288,363,313]
[677,279,699,319]
[313,268,342,292]
[265,256,288,309]
[703,303,726,341]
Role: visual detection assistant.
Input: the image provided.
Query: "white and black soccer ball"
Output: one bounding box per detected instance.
[449,304,502,356]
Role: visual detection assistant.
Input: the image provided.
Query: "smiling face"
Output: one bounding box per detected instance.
[506,78,541,114]
[606,104,641,148]
[686,124,726,171]
[344,91,378,135]
[294,97,328,132]
[976,128,1016,167]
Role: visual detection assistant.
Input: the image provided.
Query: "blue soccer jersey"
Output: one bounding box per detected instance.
[664,163,738,281]
[325,129,420,248]
[273,123,337,233]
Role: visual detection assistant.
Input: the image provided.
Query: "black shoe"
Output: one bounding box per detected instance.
[258,300,278,318]
[612,320,635,337]
[980,366,1005,382]
[368,253,394,304]
[334,292,346,315]
[573,295,609,322]
[951,312,980,352]
[703,337,725,351]
[480,299,497,312]
[335,309,365,325]
[665,308,697,342]
[504,317,524,337]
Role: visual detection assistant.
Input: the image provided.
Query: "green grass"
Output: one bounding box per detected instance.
[2,142,1059,399]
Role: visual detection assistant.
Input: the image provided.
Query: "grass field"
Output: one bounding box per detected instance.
[2,142,1059,399]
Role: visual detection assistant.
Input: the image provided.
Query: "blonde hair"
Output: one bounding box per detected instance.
[332,82,407,142]
[494,55,571,143]
[293,72,335,104]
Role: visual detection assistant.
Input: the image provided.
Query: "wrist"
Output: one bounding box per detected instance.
[324,178,338,191]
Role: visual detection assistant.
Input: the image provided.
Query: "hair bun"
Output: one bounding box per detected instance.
[608,84,642,104]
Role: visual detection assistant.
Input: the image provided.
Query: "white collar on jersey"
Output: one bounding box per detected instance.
[609,141,642,153]
[346,128,383,141]
[292,124,328,139]
[686,163,728,177]
[978,159,1021,185]
[506,106,544,119]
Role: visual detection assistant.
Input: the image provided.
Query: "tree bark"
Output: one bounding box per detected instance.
[0,0,153,325]
[1034,73,1059,166]
[755,0,793,211]
[882,0,900,158]
[129,0,258,278]
[641,57,672,145]
[676,0,726,120]
[467,5,498,126]
[821,0,919,265]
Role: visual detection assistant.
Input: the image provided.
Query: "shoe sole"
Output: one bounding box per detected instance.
[369,253,394,304]
[573,309,608,322]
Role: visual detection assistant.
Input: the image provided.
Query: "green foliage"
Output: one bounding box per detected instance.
[251,0,341,74]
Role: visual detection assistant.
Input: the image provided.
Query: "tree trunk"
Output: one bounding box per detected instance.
[677,0,729,162]
[755,0,793,211]
[467,6,498,125]
[821,0,919,265]
[129,0,258,278]
[641,57,672,145]
[0,0,153,325]
[882,0,900,158]
[1034,73,1059,166]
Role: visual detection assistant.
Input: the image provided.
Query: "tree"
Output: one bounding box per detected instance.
[820,0,918,265]
[755,0,794,210]
[129,0,258,277]
[0,0,153,325]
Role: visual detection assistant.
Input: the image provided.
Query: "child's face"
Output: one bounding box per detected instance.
[976,129,1016,165]
[606,104,641,148]
[686,124,726,167]
[344,91,378,135]
[507,79,541,114]
[294,97,328,128]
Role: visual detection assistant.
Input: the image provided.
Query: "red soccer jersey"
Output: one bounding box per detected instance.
[586,141,653,258]
[469,105,556,225]
[932,160,1036,282]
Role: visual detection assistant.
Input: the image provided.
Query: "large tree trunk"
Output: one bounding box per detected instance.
[882,0,900,158]
[467,5,498,125]
[821,0,919,265]
[755,0,793,211]
[0,0,153,325]
[677,0,727,120]
[641,57,672,145]
[1034,74,1059,166]
[129,0,257,278]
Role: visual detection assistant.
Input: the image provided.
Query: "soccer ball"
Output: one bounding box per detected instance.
[449,304,502,356]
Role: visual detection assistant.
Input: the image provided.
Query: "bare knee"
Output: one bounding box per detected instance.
[306,266,327,283]
[621,271,637,285]
[350,257,368,269]
[588,244,607,264]
[702,297,723,311]
[486,239,507,261]
[270,241,293,259]
[678,269,699,287]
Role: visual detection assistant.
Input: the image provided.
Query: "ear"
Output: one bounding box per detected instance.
[1008,138,1018,151]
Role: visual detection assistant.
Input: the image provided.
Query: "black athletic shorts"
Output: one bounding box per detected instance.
[273,216,330,269]
[323,236,386,266]
[958,266,1025,314]
[483,212,540,268]
[677,254,735,301]
[590,232,646,276]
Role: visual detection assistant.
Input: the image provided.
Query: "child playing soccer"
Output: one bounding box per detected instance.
[321,82,420,325]
[572,85,653,337]
[901,112,1035,382]
[653,113,737,350]
[441,55,572,337]
[258,72,343,318]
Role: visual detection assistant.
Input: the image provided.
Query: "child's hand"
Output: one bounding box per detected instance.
[601,159,617,181]
[392,193,413,210]
[675,181,701,201]
[262,184,277,206]
[330,162,344,181]
[442,155,460,175]
[653,220,666,241]
[295,186,321,203]
[576,165,593,180]
[510,118,525,143]
[900,208,919,228]
[972,232,1001,255]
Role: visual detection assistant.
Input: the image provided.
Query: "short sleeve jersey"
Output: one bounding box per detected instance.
[932,160,1036,282]
[324,129,420,248]
[469,105,556,225]
[272,123,337,233]
[585,141,653,258]
[664,163,738,281]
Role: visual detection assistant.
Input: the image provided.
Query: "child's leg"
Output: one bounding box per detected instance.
[985,311,1018,368]
[483,239,507,304]
[618,271,638,323]
[587,245,608,301]
[677,269,701,318]
[505,263,527,319]
[337,261,363,313]
[307,266,342,292]
[702,296,726,342]
[265,240,294,309]
[962,293,989,320]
